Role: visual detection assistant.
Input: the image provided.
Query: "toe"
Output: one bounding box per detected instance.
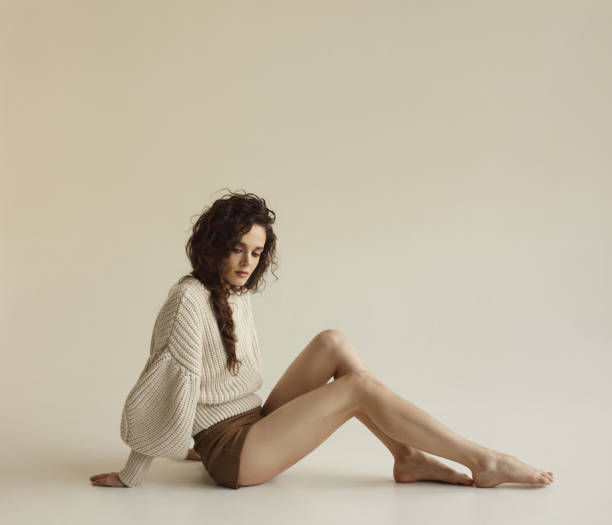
[458,474,471,485]
[465,476,475,485]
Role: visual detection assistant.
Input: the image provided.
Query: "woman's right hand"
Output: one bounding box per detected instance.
[89,472,128,487]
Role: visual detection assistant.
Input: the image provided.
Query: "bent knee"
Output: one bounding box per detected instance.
[316,328,348,348]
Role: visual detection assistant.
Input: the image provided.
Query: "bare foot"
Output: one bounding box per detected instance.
[393,450,474,485]
[471,451,554,488]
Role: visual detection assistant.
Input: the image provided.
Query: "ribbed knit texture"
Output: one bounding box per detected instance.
[117,275,263,487]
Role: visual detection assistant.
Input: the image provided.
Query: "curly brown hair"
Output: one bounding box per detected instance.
[178,189,278,376]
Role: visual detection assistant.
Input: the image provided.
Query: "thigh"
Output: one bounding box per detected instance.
[238,370,371,487]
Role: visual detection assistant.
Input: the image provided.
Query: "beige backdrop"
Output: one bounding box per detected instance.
[2,1,610,524]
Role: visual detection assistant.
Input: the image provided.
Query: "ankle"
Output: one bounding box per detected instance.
[394,445,417,460]
[466,446,497,471]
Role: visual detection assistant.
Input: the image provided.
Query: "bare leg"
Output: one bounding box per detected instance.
[241,330,553,488]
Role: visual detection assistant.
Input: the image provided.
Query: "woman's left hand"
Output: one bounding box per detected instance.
[90,472,127,487]
[186,447,201,461]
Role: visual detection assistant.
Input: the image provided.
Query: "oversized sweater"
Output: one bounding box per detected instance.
[118,275,263,487]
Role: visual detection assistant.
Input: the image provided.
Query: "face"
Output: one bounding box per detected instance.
[221,223,267,289]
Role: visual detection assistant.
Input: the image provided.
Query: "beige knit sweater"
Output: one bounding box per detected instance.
[118,275,263,487]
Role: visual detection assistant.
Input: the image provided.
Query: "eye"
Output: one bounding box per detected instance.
[233,248,261,258]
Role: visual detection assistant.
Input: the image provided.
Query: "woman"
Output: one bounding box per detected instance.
[90,190,554,489]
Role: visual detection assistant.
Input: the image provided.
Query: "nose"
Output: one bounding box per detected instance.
[240,253,255,267]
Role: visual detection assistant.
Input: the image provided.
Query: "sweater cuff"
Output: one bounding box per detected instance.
[118,450,154,487]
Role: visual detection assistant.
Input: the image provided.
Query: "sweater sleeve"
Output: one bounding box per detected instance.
[118,286,203,487]
[118,450,155,487]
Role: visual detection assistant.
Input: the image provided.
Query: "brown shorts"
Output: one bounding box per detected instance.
[193,405,265,489]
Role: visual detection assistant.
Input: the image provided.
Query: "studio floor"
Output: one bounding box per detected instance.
[4,397,609,525]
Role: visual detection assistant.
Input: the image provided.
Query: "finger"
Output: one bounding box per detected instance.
[92,477,110,485]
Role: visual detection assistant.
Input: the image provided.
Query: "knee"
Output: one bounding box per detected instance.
[314,329,352,365]
[345,369,382,410]
[316,329,348,349]
[314,329,365,373]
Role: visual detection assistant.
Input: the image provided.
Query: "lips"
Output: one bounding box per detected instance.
[235,271,248,276]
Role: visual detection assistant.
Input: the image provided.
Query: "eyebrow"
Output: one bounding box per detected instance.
[236,241,264,250]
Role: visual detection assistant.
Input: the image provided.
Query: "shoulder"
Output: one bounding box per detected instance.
[170,275,210,312]
[160,276,208,373]
[159,275,210,337]
[174,274,207,295]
